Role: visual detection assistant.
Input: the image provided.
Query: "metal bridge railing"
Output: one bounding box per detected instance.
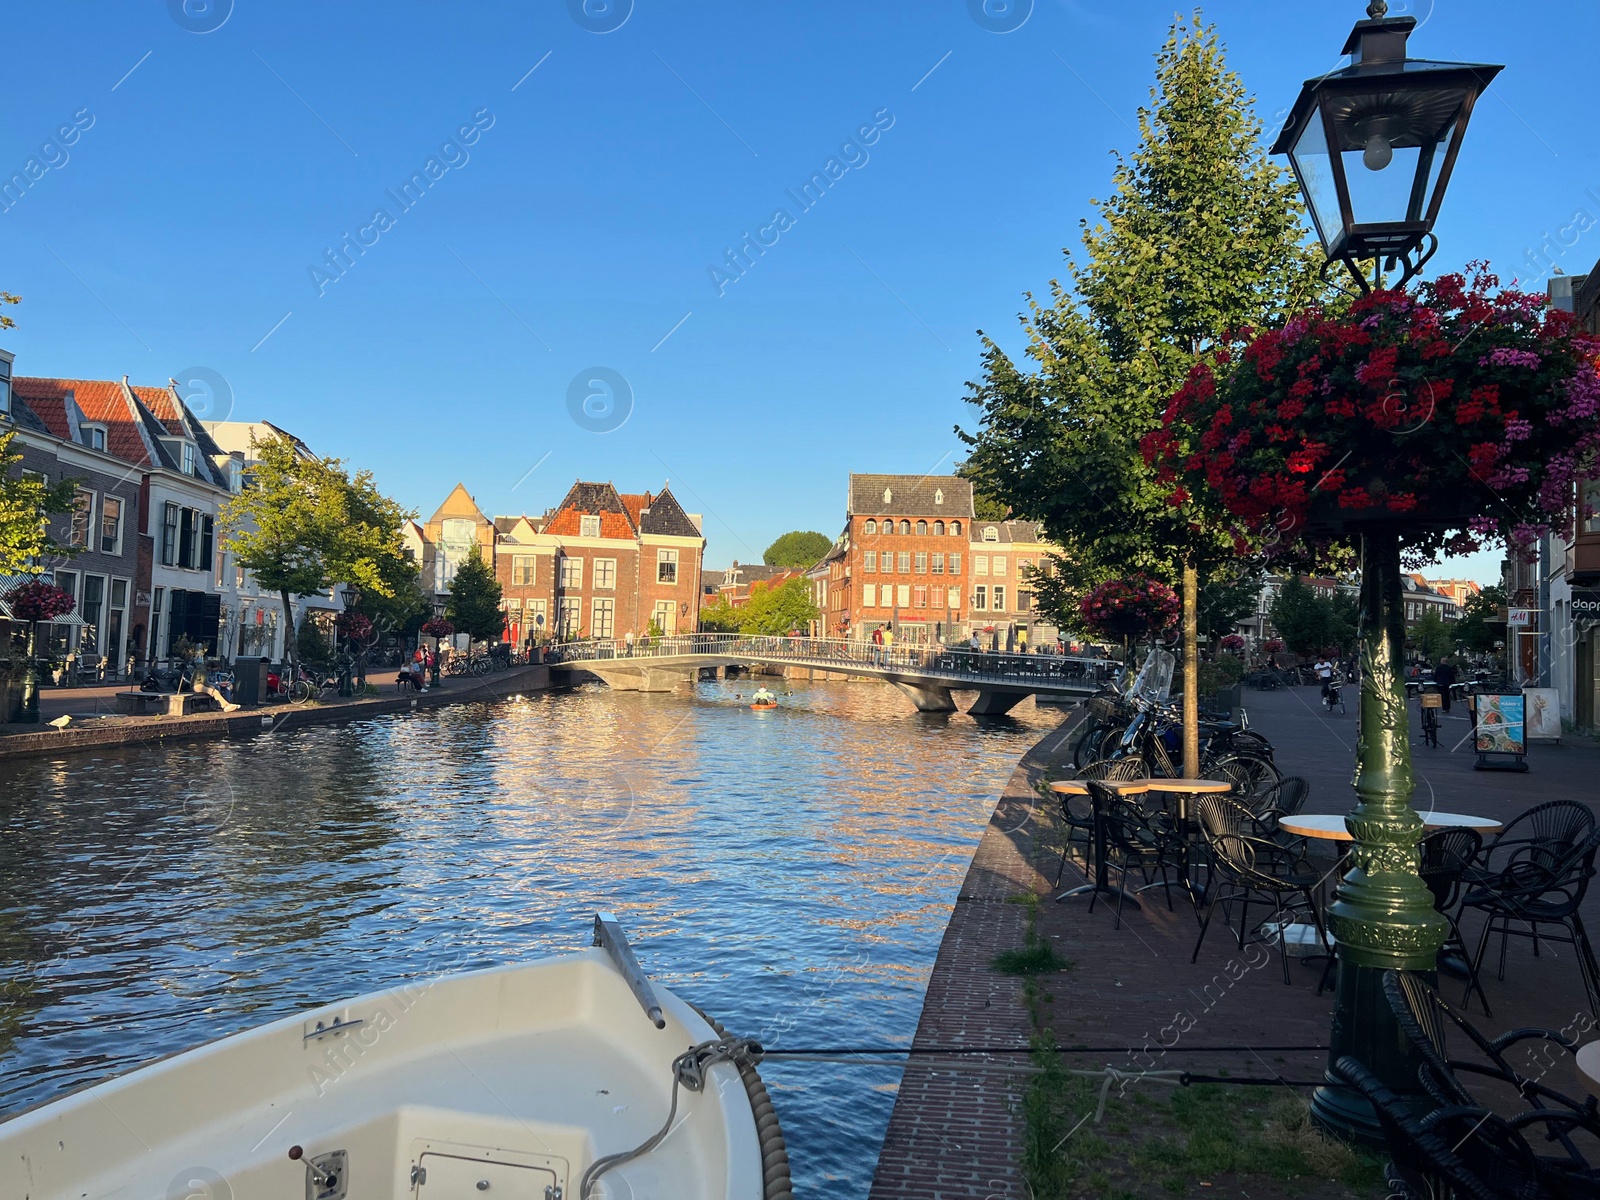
[544,633,1121,691]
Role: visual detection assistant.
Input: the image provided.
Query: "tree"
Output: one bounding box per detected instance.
[221,434,418,672]
[445,545,504,644]
[956,13,1323,772]
[957,461,1011,520]
[1454,585,1505,655]
[738,577,819,636]
[1198,571,1264,642]
[1,430,77,573]
[763,531,831,568]
[1268,577,1356,656]
[1408,609,1455,664]
[296,617,335,671]
[699,594,741,633]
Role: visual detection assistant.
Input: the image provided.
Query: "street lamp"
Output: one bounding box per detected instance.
[1270,0,1500,293]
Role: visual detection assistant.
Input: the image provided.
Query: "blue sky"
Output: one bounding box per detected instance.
[3,1,1595,578]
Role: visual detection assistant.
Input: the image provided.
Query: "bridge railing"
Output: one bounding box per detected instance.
[544,633,1122,690]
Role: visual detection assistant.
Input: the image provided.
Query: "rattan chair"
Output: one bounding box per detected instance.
[1418,827,1491,1015]
[1050,757,1148,887]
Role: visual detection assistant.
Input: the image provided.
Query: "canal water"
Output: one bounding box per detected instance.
[0,678,1063,1195]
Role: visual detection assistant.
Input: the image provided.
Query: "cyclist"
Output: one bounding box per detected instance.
[1314,655,1335,699]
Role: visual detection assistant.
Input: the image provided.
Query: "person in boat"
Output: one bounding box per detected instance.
[752,685,776,705]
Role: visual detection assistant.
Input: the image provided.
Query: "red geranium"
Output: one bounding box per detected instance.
[1078,576,1180,641]
[420,618,455,639]
[336,612,375,644]
[5,580,76,624]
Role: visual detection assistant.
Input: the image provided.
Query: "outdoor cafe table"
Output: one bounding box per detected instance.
[1049,778,1233,908]
[1575,1040,1600,1089]
[1278,813,1504,841]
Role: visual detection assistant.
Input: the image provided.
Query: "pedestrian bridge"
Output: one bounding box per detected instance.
[544,633,1121,715]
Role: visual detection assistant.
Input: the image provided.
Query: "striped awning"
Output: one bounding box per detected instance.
[0,571,88,624]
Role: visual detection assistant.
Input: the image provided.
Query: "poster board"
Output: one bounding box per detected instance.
[1523,687,1562,741]
[1474,692,1529,772]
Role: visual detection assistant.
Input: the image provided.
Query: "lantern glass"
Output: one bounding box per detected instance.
[1329,81,1470,227]
[1289,113,1340,250]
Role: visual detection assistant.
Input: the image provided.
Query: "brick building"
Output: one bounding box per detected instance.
[830,474,974,644]
[968,518,1060,647]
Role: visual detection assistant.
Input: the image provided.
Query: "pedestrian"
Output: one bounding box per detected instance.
[871,626,884,664]
[1434,655,1457,713]
[625,630,635,656]
[882,626,895,663]
[426,645,440,688]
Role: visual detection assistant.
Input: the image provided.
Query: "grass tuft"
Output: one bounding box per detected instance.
[992,940,1073,976]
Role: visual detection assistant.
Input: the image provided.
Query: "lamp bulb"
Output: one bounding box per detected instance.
[1363,134,1393,171]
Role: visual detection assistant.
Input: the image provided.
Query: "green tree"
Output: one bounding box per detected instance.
[296,617,335,671]
[1453,585,1505,655]
[698,594,741,633]
[762,531,832,568]
[1198,571,1264,642]
[738,577,819,636]
[1,430,77,573]
[221,434,417,672]
[955,13,1323,766]
[957,461,1011,520]
[1268,577,1356,656]
[1408,609,1455,664]
[445,545,504,644]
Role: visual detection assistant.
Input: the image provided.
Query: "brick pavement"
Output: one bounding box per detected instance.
[870,685,1600,1199]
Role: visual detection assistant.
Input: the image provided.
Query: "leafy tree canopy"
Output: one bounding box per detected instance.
[1408,609,1455,664]
[738,577,819,636]
[1198,571,1265,642]
[445,545,504,644]
[763,530,832,568]
[1269,577,1356,657]
[1454,584,1505,655]
[956,13,1324,604]
[698,594,741,633]
[1,430,78,574]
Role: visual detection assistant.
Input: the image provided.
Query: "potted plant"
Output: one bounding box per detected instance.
[4,579,76,722]
[1145,266,1600,1003]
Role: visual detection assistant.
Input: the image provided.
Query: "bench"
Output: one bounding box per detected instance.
[114,691,219,717]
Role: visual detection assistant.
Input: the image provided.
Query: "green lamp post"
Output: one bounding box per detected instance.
[1269,1,1502,1143]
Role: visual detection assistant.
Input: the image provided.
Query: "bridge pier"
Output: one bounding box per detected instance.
[584,666,697,693]
[890,682,957,713]
[967,690,1026,717]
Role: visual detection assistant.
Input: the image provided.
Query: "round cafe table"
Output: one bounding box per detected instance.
[1148,777,1235,830]
[1575,1040,1600,1090]
[1279,812,1503,841]
[1049,779,1150,907]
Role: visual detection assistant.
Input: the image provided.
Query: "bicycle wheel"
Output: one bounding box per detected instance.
[472,656,492,676]
[293,677,317,703]
[1208,752,1281,798]
[1074,724,1107,769]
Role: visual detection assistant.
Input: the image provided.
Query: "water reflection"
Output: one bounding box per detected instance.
[0,679,1062,1196]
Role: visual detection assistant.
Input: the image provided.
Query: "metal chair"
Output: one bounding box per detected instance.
[1417,827,1490,1015]
[1091,793,1196,930]
[1190,793,1328,985]
[1468,799,1596,886]
[1462,824,1600,1018]
[1050,757,1147,887]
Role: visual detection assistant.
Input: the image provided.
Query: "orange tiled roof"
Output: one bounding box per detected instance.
[13,377,153,466]
[544,509,637,539]
[619,492,653,529]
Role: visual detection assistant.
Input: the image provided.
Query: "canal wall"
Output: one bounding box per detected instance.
[868,704,1083,1200]
[0,664,552,763]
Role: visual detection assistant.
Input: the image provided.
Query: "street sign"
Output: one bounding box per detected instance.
[1507,608,1534,627]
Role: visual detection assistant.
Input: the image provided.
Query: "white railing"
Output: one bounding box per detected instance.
[544,633,1120,690]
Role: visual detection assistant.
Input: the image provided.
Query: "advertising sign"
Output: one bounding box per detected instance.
[1474,692,1529,772]
[1572,590,1600,622]
[1524,687,1562,740]
[1507,608,1534,627]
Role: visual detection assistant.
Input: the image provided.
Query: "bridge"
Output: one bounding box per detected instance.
[543,634,1122,715]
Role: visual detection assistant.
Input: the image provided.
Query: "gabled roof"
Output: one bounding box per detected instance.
[848,473,974,518]
[427,482,491,528]
[638,488,701,538]
[13,377,163,468]
[971,519,1047,545]
[4,392,52,436]
[545,481,637,539]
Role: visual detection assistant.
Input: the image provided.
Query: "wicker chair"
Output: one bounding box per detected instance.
[1050,757,1148,887]
[1418,827,1490,1015]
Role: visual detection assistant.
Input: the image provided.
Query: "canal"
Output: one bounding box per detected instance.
[0,678,1064,1196]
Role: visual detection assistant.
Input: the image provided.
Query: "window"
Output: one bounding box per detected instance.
[1019,557,1034,576]
[80,576,104,652]
[897,552,910,573]
[993,586,1006,612]
[975,555,988,576]
[947,587,961,609]
[178,508,197,569]
[1586,481,1600,534]
[950,521,962,536]
[883,487,892,504]
[983,526,999,542]
[526,598,548,634]
[593,558,617,590]
[864,519,877,535]
[82,425,107,451]
[181,442,198,476]
[863,583,876,607]
[652,599,676,635]
[560,555,583,589]
[199,514,215,576]
[931,553,945,574]
[513,555,536,586]
[0,355,10,415]
[591,598,615,639]
[657,549,679,584]
[916,520,927,536]
[863,551,876,572]
[914,552,927,574]
[973,585,988,611]
[897,584,910,607]
[949,552,961,575]
[580,514,602,538]
[149,587,164,658]
[107,579,127,664]
[934,520,944,535]
[993,556,1006,576]
[70,489,93,547]
[913,585,927,608]
[934,488,944,505]
[899,519,911,535]
[215,546,226,589]
[1018,590,1033,612]
[558,597,582,637]
[99,496,122,554]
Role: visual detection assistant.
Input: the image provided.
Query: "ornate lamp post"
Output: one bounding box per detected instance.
[1271,1,1500,294]
[1269,2,1502,1143]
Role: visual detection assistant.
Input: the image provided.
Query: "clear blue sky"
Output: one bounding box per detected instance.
[4,1,1595,578]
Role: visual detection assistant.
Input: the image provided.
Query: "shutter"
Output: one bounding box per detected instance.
[199,515,215,574]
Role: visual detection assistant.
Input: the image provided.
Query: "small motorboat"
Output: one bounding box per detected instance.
[0,914,792,1200]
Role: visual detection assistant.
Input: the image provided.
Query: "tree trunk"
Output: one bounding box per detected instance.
[1182,562,1199,780]
[280,589,298,675]
[1311,524,1445,1144]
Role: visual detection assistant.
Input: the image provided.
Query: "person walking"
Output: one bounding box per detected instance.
[1434,655,1458,713]
[625,630,635,657]
[882,626,895,665]
[871,626,884,665]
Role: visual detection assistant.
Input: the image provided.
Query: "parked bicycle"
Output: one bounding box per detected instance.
[1418,682,1442,748]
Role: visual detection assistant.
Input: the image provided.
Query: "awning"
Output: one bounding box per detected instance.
[0,571,87,624]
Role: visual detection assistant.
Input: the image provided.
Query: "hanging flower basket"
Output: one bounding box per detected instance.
[5,581,76,624]
[1220,633,1246,652]
[420,618,455,640]
[336,612,374,644]
[1261,638,1285,654]
[1079,576,1180,642]
[1142,266,1600,563]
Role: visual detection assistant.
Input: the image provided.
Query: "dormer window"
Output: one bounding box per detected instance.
[934,489,943,505]
[181,442,198,476]
[580,514,601,538]
[883,488,892,504]
[82,424,107,452]
[983,526,999,542]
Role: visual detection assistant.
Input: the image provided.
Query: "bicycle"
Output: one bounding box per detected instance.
[1418,684,1442,748]
[1321,671,1346,715]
